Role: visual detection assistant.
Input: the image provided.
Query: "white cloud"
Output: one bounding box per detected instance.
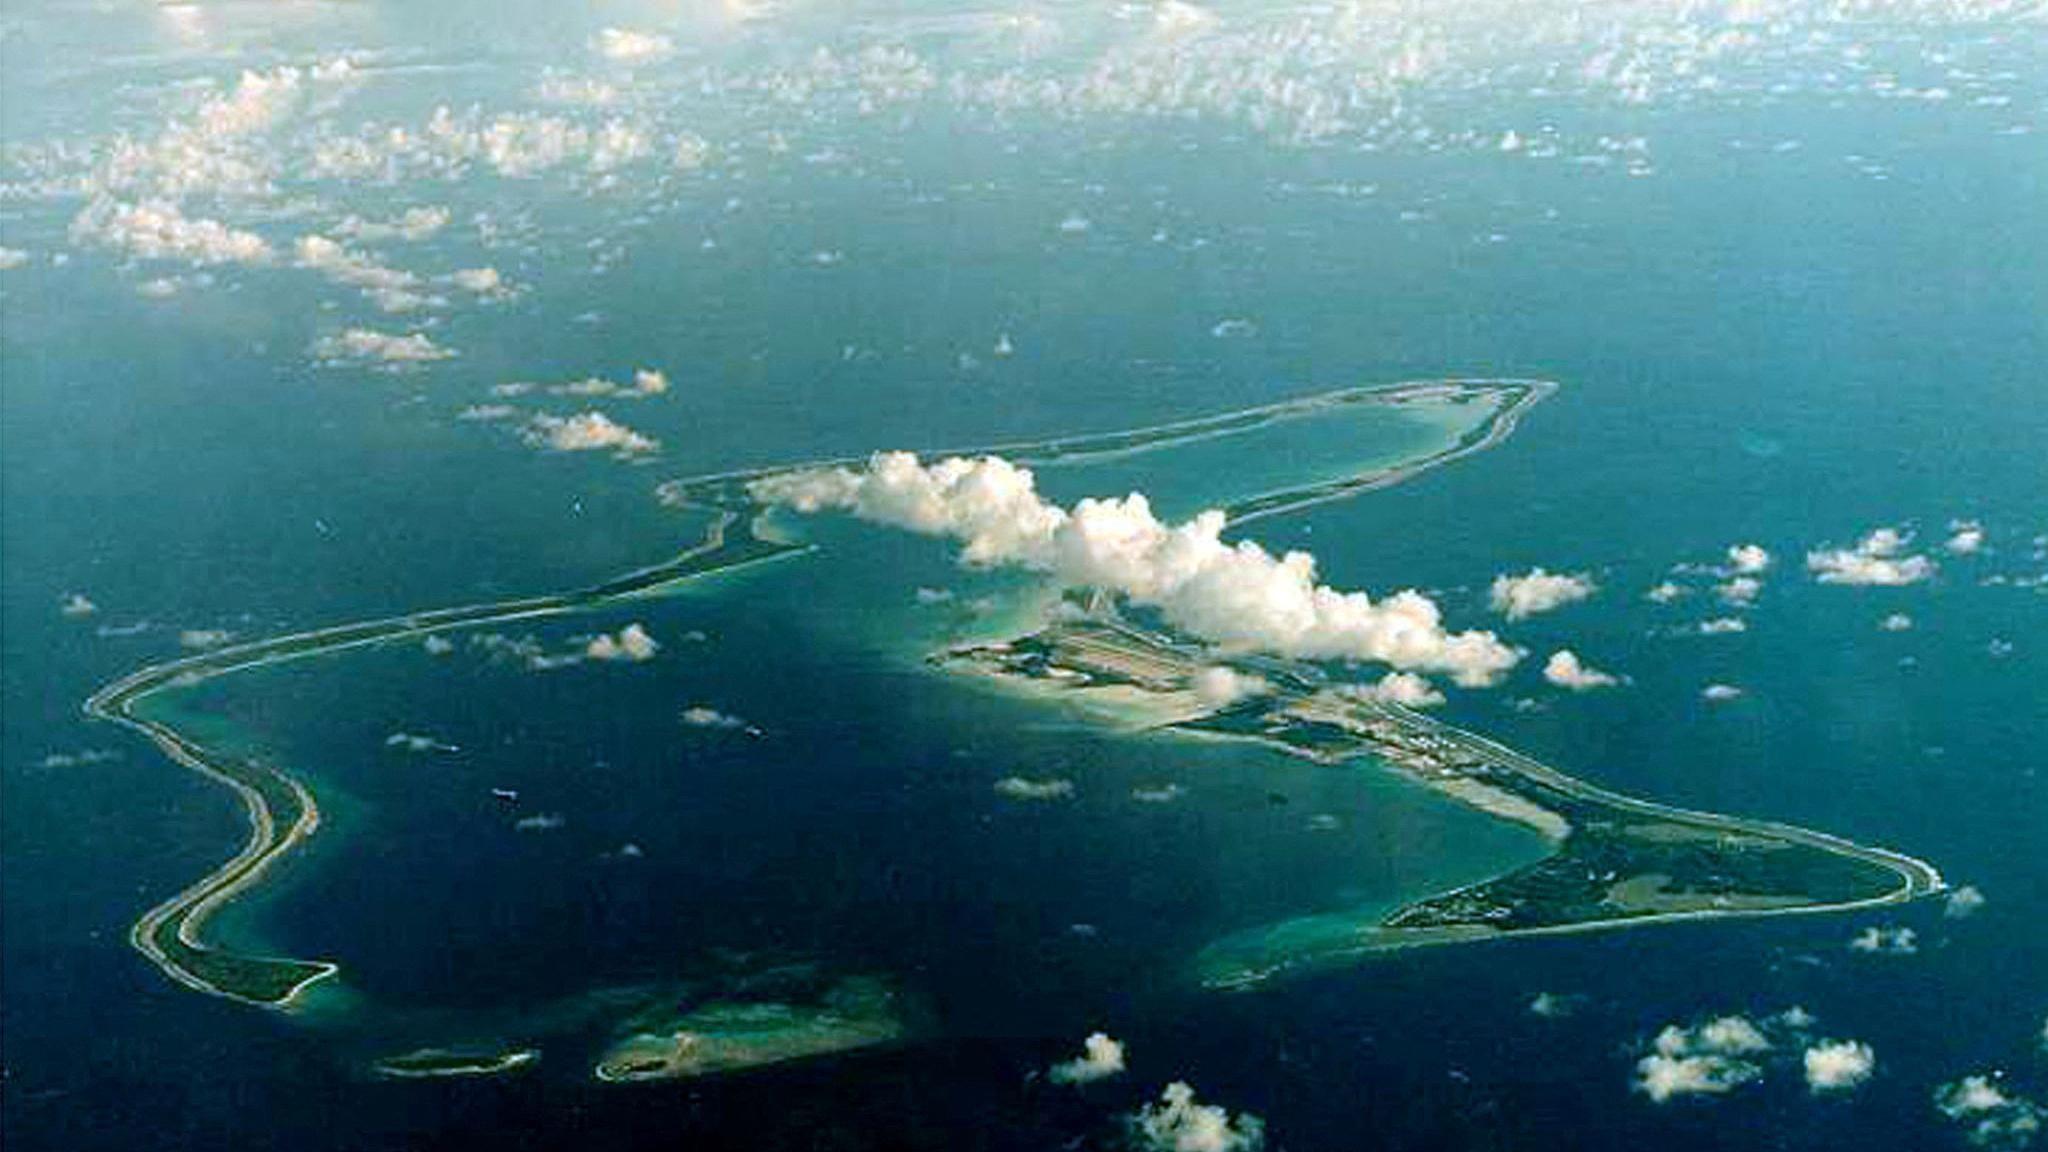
[1192,665,1267,707]
[1634,1016,1772,1103]
[1344,670,1446,708]
[1645,581,1687,604]
[1808,527,1936,586]
[1849,925,1918,955]
[524,411,658,455]
[446,266,512,298]
[1935,1075,2044,1149]
[1804,1040,1876,1093]
[313,327,455,366]
[1701,683,1744,702]
[0,247,30,270]
[1698,617,1748,635]
[595,27,676,63]
[1049,1032,1126,1084]
[423,636,455,656]
[1716,575,1763,606]
[60,593,98,617]
[515,812,566,832]
[994,776,1075,801]
[1945,885,1987,919]
[69,198,273,266]
[294,234,438,312]
[179,628,235,649]
[1947,520,1987,555]
[1490,567,1597,620]
[1880,613,1915,632]
[1128,1081,1265,1152]
[753,453,1521,687]
[1544,649,1618,691]
[586,622,659,662]
[1529,992,1577,1019]
[385,731,457,753]
[333,206,450,243]
[1726,544,1772,574]
[1132,783,1186,803]
[681,705,749,730]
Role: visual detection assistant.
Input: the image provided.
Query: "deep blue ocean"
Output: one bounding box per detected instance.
[4,9,2045,1149]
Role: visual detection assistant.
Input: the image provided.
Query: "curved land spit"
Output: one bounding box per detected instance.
[88,378,1937,1007]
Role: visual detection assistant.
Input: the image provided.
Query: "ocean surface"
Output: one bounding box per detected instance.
[3,5,2045,1149]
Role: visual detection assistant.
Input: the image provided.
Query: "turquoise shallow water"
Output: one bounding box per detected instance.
[3,19,2045,1150]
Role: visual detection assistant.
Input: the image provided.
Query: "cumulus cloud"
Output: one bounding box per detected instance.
[1880,613,1915,632]
[1544,649,1618,691]
[294,234,439,312]
[1048,1032,1126,1084]
[1698,616,1748,635]
[1128,1082,1265,1152]
[753,453,1521,687]
[0,246,30,270]
[680,705,752,731]
[1849,925,1918,955]
[60,593,98,617]
[595,27,676,63]
[333,206,449,243]
[524,410,658,455]
[69,198,273,265]
[1645,581,1687,604]
[313,327,455,366]
[1726,544,1772,574]
[515,812,566,832]
[1701,683,1744,702]
[385,731,458,753]
[1804,1040,1876,1093]
[1945,885,1987,919]
[1935,1075,2044,1149]
[1344,670,1446,708]
[1634,1016,1772,1103]
[179,628,234,649]
[1192,665,1267,707]
[994,776,1074,801]
[1947,520,1987,555]
[1716,575,1763,606]
[1808,527,1936,586]
[1490,568,1597,620]
[586,622,659,662]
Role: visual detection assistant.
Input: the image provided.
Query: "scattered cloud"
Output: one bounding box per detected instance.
[1716,575,1763,607]
[524,410,658,455]
[60,593,98,617]
[1529,992,1579,1019]
[681,705,751,730]
[1849,925,1918,955]
[313,327,455,367]
[1343,670,1446,708]
[69,198,273,266]
[1725,544,1772,574]
[1192,665,1267,707]
[1803,1040,1876,1093]
[0,246,30,270]
[515,812,566,832]
[1808,527,1936,586]
[586,622,659,662]
[1131,783,1186,803]
[1935,1075,2044,1150]
[1048,1032,1126,1084]
[1128,1081,1265,1152]
[1701,683,1744,702]
[1645,581,1687,604]
[385,731,458,753]
[1490,567,1597,621]
[1544,649,1618,691]
[178,628,234,649]
[1945,885,1987,919]
[1634,1016,1772,1102]
[1880,613,1915,632]
[1946,520,1987,556]
[294,233,440,312]
[753,453,1521,687]
[994,775,1074,801]
[1698,616,1748,635]
[422,635,455,655]
[595,27,676,63]
[333,206,449,243]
